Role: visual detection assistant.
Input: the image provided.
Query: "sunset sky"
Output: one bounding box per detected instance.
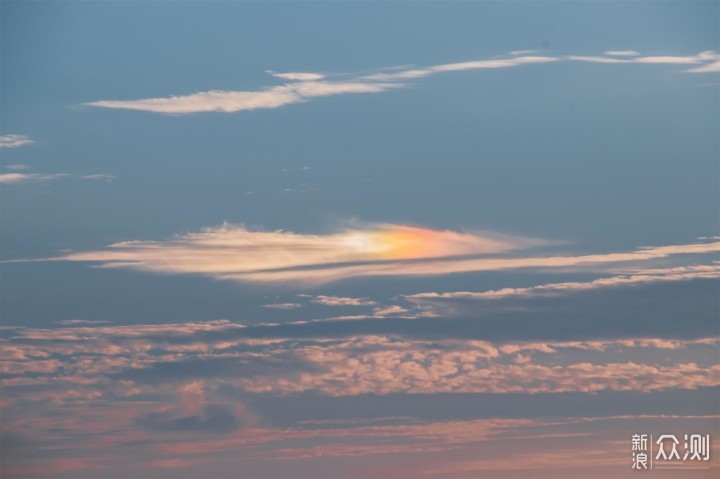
[1,1,719,478]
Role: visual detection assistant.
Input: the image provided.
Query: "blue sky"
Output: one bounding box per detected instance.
[1,1,719,478]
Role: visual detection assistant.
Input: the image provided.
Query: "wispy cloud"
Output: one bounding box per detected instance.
[19,222,719,284]
[0,134,33,148]
[55,319,111,326]
[0,172,116,185]
[3,164,31,171]
[407,263,720,302]
[0,173,70,184]
[262,302,303,310]
[31,222,537,283]
[299,295,377,307]
[266,71,325,81]
[604,50,640,56]
[84,50,720,115]
[85,80,402,114]
[687,61,720,73]
[230,240,720,284]
[80,174,116,182]
[569,50,720,69]
[358,55,560,81]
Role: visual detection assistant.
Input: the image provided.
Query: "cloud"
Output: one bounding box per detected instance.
[83,50,720,115]
[360,55,560,81]
[146,458,210,469]
[262,303,303,310]
[3,164,31,171]
[55,319,111,326]
[267,71,325,81]
[85,80,402,114]
[300,295,377,307]
[80,174,116,182]
[137,404,242,434]
[0,172,115,185]
[20,222,719,284]
[568,50,720,70]
[230,240,720,284]
[687,61,720,73]
[373,305,410,316]
[36,222,538,283]
[2,321,718,398]
[0,173,70,184]
[604,50,640,56]
[566,55,631,64]
[407,263,720,302]
[0,134,33,148]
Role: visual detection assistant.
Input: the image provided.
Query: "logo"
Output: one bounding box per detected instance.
[632,434,710,471]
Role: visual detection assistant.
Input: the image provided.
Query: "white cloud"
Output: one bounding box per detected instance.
[0,172,115,185]
[634,56,703,64]
[361,55,560,81]
[38,222,536,283]
[80,174,116,182]
[55,319,110,326]
[300,295,377,307]
[407,263,720,302]
[267,71,325,81]
[231,240,720,284]
[4,164,31,171]
[0,173,70,184]
[85,81,402,114]
[566,55,631,64]
[373,305,410,316]
[569,51,720,70]
[687,61,720,73]
[0,134,33,148]
[84,50,720,115]
[604,50,640,57]
[24,221,720,285]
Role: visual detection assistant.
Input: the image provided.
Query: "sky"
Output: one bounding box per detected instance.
[0,1,719,478]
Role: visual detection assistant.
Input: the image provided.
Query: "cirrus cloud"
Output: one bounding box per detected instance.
[28,222,540,284]
[83,50,720,115]
[0,134,33,148]
[85,80,402,114]
[14,222,720,284]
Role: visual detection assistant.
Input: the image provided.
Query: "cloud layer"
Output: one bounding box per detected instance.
[3,322,718,400]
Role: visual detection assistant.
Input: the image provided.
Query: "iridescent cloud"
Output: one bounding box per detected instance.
[15,223,720,284]
[26,222,540,283]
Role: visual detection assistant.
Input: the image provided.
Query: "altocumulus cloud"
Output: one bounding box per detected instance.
[2,324,718,398]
